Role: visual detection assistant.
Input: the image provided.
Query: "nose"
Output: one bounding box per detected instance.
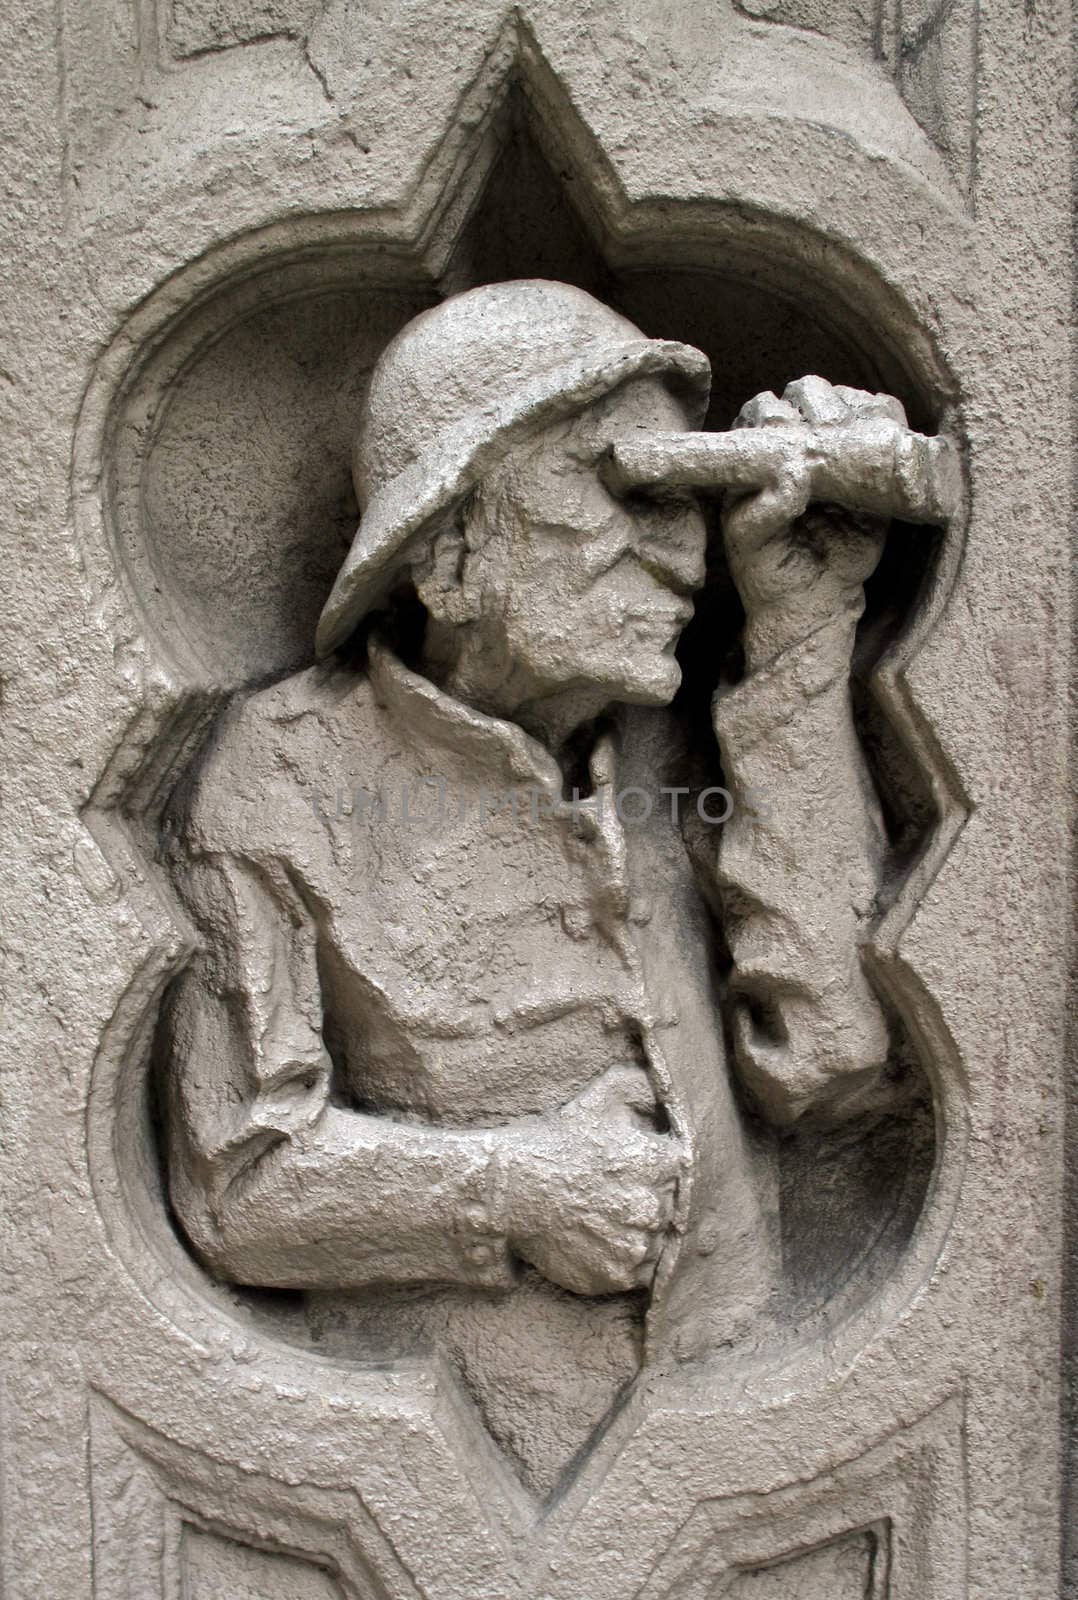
[639,504,708,596]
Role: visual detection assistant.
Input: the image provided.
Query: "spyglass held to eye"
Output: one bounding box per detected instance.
[602,409,962,528]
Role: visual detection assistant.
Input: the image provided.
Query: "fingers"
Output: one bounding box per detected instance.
[736,376,910,434]
[782,375,849,425]
[734,390,800,429]
[577,1063,658,1120]
[724,376,934,559]
[530,1230,656,1297]
[723,470,811,547]
[633,1230,671,1290]
[566,1068,686,1190]
[581,1182,678,1248]
[832,384,908,427]
[781,376,909,429]
[619,1185,666,1230]
[524,1071,688,1297]
[636,1134,686,1191]
[599,1175,678,1232]
[571,1216,673,1296]
[518,1163,681,1297]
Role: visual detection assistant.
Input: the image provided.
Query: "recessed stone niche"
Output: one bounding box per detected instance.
[87,105,961,1502]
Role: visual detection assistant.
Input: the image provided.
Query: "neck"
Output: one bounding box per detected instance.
[420,623,608,759]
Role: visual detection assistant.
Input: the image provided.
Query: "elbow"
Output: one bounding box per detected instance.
[168,1169,250,1285]
[168,1144,297,1288]
[179,1202,308,1290]
[732,980,891,1128]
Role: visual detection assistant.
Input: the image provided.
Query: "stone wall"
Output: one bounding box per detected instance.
[0,2,1071,1595]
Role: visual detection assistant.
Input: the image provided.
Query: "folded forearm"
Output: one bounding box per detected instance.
[176,1107,517,1292]
[714,608,889,1120]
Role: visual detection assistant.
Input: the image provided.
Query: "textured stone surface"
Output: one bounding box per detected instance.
[0,1,1072,1597]
[156,280,958,1494]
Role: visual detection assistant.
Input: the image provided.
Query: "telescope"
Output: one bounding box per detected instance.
[605,411,961,527]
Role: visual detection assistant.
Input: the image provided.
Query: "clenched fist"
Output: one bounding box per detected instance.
[606,373,958,667]
[504,1065,685,1297]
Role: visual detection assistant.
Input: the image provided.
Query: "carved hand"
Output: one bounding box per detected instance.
[721,379,905,661]
[504,1065,684,1297]
[606,374,958,665]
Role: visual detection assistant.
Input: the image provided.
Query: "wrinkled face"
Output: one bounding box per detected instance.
[474,379,707,708]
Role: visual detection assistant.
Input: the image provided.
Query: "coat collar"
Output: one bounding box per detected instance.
[367,635,571,799]
[365,636,631,926]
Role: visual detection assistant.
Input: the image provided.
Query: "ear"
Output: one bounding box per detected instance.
[412,516,479,626]
[415,482,513,627]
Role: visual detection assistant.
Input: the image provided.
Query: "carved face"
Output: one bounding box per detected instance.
[457,378,708,710]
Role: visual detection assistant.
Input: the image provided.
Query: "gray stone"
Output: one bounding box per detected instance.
[0,1,1071,1596]
[159,280,956,1492]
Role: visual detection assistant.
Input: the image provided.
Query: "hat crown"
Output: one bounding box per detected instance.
[354,280,646,508]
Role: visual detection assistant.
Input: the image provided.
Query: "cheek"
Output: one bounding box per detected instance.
[508,516,639,612]
[502,521,616,621]
[518,467,619,540]
[507,559,664,641]
[501,572,623,680]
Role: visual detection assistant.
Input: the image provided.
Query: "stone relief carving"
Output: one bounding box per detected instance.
[154,278,958,1495]
[181,1525,344,1599]
[636,1395,966,1598]
[80,1376,965,1597]
[723,1527,883,1598]
[16,0,1060,1579]
[60,0,976,218]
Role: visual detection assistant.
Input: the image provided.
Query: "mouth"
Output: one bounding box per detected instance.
[625,600,694,629]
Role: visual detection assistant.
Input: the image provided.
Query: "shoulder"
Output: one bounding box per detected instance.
[180,661,382,855]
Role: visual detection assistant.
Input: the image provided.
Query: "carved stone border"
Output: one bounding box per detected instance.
[58,19,979,1594]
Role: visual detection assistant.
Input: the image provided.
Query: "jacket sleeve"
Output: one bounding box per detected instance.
[711,603,891,1125]
[164,847,517,1291]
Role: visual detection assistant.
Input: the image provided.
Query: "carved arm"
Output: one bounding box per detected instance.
[165,853,681,1293]
[611,376,958,1123]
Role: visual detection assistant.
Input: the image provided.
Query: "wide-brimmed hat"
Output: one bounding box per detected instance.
[315,279,712,657]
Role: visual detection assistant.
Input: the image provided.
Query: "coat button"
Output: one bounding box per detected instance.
[560,904,593,939]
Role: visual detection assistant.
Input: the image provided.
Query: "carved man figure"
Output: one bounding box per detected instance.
[162,280,949,1481]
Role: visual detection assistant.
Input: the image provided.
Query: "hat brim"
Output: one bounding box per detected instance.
[315,337,711,657]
